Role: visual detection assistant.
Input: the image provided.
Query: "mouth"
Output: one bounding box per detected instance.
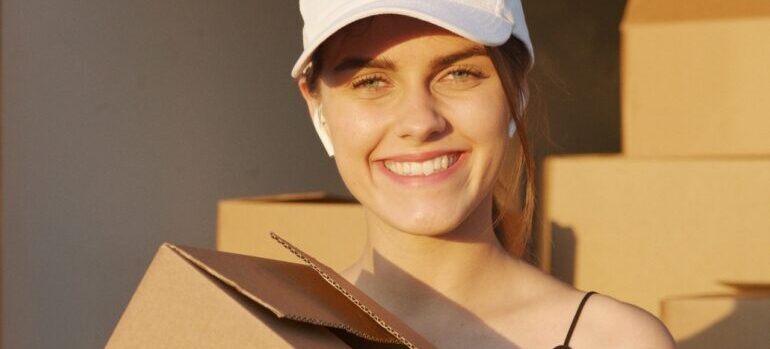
[382,152,462,177]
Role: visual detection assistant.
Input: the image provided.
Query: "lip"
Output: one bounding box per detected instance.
[375,150,468,186]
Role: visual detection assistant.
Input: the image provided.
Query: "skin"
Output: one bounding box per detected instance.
[299,15,675,349]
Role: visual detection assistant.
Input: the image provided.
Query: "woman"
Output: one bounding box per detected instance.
[292,1,675,348]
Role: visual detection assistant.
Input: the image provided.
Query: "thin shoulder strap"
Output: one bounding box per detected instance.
[556,291,597,349]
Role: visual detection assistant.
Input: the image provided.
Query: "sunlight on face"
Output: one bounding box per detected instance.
[305,15,510,236]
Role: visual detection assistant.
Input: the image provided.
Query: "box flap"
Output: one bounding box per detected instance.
[623,0,770,24]
[169,243,400,344]
[270,232,436,349]
[107,244,353,348]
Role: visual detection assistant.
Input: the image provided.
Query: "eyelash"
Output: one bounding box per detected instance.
[351,74,388,89]
[444,66,485,80]
[349,66,486,90]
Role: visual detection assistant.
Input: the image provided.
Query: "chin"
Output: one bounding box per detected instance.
[378,200,471,237]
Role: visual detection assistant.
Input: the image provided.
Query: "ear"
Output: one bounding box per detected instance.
[298,77,335,157]
[298,77,319,120]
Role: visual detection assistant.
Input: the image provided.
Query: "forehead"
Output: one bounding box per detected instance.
[318,15,480,68]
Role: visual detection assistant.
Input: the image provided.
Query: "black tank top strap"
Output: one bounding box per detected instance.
[553,291,597,349]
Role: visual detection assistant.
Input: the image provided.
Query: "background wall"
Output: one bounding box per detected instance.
[1,0,626,348]
[1,1,345,348]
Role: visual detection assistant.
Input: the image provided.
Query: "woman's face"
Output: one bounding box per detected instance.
[299,15,510,236]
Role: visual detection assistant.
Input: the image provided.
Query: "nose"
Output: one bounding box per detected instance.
[393,86,447,143]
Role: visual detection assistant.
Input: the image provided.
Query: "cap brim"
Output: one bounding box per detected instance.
[291,0,513,78]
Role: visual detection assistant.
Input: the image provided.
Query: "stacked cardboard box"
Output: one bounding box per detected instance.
[541,1,770,347]
[107,233,434,348]
[111,194,445,347]
[540,156,770,313]
[216,192,366,271]
[660,284,770,348]
[621,0,770,156]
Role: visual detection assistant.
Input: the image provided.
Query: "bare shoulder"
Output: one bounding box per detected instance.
[572,292,676,349]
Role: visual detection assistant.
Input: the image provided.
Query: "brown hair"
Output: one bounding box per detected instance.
[300,35,536,258]
[486,37,535,258]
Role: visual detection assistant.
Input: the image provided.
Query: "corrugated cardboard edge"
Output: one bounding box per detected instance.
[270,232,436,349]
[167,243,399,344]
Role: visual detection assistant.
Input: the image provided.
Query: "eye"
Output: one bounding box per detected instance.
[441,66,485,82]
[351,74,389,89]
[448,69,474,79]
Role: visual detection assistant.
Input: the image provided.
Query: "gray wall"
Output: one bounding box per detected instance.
[2,1,346,348]
[1,0,625,348]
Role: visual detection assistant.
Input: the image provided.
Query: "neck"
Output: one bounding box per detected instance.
[342,197,520,315]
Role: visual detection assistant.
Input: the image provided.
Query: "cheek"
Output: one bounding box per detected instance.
[449,90,509,145]
[324,104,384,184]
[449,90,509,181]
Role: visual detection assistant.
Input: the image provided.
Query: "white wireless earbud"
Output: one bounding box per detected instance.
[508,89,528,139]
[508,118,517,138]
[312,105,335,157]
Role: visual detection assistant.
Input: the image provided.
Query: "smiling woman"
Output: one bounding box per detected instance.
[301,17,533,254]
[290,1,675,348]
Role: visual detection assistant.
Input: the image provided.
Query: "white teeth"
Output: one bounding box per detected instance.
[383,154,459,177]
[412,162,422,175]
[423,162,434,175]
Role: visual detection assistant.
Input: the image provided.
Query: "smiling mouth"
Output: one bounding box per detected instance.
[383,153,460,176]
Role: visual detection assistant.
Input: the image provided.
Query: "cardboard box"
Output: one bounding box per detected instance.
[107,232,435,348]
[217,192,367,271]
[621,0,770,156]
[540,155,770,315]
[661,284,770,349]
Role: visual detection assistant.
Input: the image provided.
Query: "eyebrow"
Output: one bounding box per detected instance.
[430,45,488,68]
[333,56,396,73]
[331,45,488,73]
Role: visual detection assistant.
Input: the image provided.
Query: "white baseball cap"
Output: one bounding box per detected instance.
[291,0,534,78]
